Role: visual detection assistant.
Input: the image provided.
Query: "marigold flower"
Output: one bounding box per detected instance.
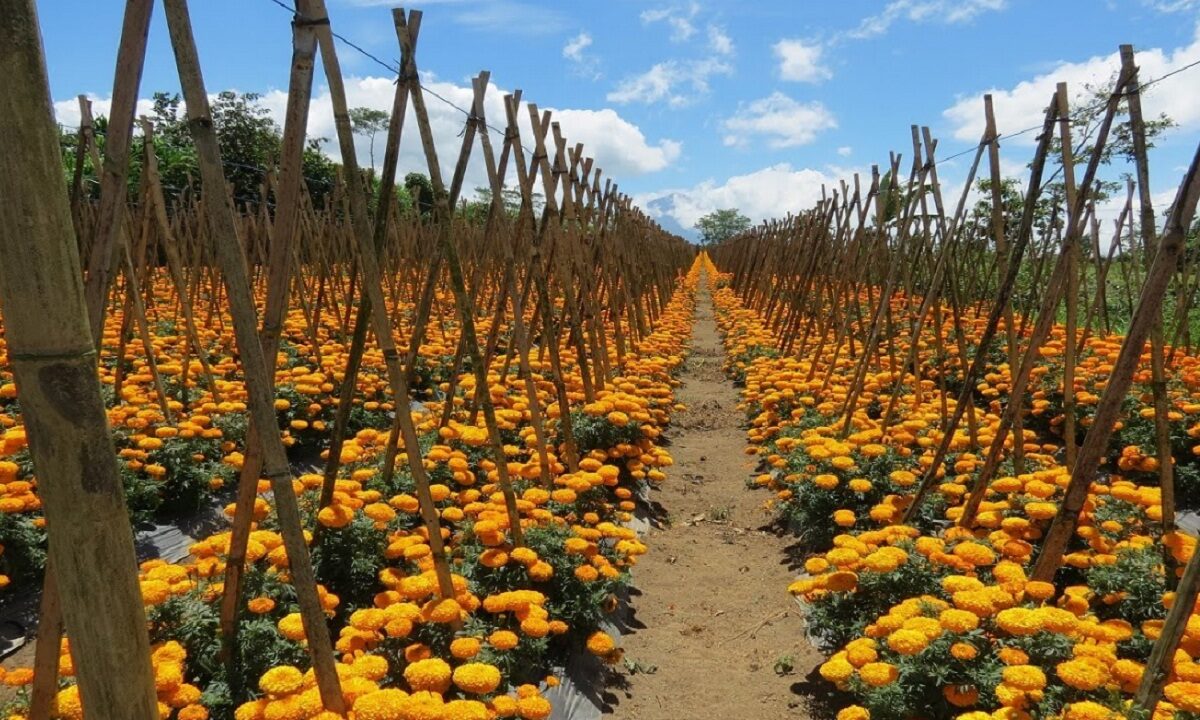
[247,597,276,615]
[404,658,452,693]
[836,706,870,720]
[885,628,928,656]
[1057,658,1109,691]
[490,630,520,651]
[453,663,502,695]
[1002,664,1047,691]
[586,630,616,656]
[858,662,898,687]
[259,665,304,696]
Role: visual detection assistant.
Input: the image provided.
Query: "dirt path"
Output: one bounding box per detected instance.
[607,277,823,719]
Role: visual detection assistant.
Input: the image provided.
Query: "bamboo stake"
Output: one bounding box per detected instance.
[0,5,158,715]
[163,1,344,709]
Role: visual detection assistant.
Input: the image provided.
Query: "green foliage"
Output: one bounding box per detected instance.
[1085,545,1167,625]
[62,90,340,209]
[311,513,389,611]
[695,208,751,247]
[349,106,390,173]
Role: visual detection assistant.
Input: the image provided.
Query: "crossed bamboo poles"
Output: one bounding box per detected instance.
[2,0,693,716]
[711,45,1200,714]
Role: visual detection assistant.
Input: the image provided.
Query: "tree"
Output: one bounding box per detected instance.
[695,208,751,246]
[61,90,340,209]
[349,107,389,175]
[404,172,436,219]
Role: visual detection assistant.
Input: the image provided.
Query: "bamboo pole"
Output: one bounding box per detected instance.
[0,4,158,716]
[162,0,345,709]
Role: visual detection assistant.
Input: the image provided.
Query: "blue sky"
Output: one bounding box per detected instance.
[37,0,1200,238]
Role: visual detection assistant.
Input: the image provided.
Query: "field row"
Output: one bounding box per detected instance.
[709,265,1200,720]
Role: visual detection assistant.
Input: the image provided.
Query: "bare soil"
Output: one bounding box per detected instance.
[605,280,824,719]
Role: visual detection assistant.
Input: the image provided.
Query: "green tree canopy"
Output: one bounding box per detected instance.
[349,106,390,174]
[695,208,751,246]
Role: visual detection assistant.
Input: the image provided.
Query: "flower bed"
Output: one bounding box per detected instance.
[709,266,1200,720]
[0,261,700,719]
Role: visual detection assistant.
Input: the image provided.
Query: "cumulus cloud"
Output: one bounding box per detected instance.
[723,92,837,148]
[607,58,732,107]
[57,74,680,200]
[773,39,831,83]
[942,24,1200,143]
[53,95,157,129]
[636,163,859,230]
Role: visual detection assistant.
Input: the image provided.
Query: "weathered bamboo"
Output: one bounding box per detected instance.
[0,4,158,715]
[162,0,345,709]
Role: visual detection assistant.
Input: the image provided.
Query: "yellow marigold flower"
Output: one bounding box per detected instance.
[939,608,980,633]
[445,699,490,720]
[490,630,520,651]
[815,474,841,490]
[942,684,979,707]
[1111,658,1145,685]
[1061,700,1122,720]
[845,643,878,668]
[826,570,858,592]
[885,628,928,656]
[452,663,502,695]
[952,541,996,566]
[995,608,1041,636]
[404,657,452,693]
[858,662,898,687]
[1165,681,1200,713]
[1024,580,1056,601]
[586,631,616,656]
[819,655,854,683]
[849,478,873,493]
[516,695,552,720]
[491,695,519,716]
[423,598,463,624]
[863,547,907,573]
[259,665,304,696]
[450,637,482,659]
[351,689,409,720]
[247,597,276,615]
[950,642,978,661]
[836,706,870,720]
[1056,658,1109,691]
[1002,664,1047,691]
[528,561,554,581]
[178,705,209,720]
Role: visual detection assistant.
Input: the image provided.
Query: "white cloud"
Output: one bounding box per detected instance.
[563,32,592,62]
[842,0,1007,40]
[551,108,682,174]
[708,24,734,56]
[942,24,1200,143]
[607,58,732,107]
[53,95,157,129]
[1144,0,1200,11]
[562,31,601,80]
[837,146,853,156]
[773,39,831,83]
[641,3,701,42]
[722,92,837,148]
[636,163,858,229]
[58,74,680,202]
